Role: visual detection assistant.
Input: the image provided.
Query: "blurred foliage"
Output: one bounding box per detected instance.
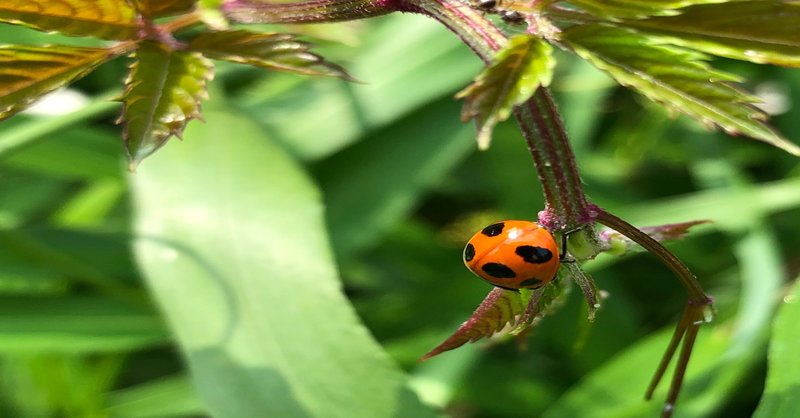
[1,12,799,418]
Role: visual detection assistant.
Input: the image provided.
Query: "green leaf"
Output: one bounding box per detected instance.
[0,45,115,121]
[562,24,800,156]
[131,0,197,18]
[129,102,436,418]
[0,0,138,40]
[457,34,554,149]
[188,29,352,80]
[753,278,800,418]
[421,288,525,360]
[567,0,725,19]
[105,375,206,418]
[623,1,800,67]
[121,41,213,169]
[0,296,166,353]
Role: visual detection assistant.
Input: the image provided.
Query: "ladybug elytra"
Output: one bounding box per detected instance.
[463,220,563,290]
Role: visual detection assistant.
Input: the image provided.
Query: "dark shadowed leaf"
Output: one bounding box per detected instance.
[623,1,800,67]
[421,288,525,360]
[0,0,138,40]
[567,0,722,19]
[130,100,437,418]
[188,29,352,80]
[131,0,196,18]
[121,41,213,169]
[0,45,116,121]
[562,24,800,156]
[457,34,554,149]
[753,278,800,418]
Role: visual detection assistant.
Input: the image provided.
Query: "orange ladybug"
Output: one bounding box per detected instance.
[463,220,561,290]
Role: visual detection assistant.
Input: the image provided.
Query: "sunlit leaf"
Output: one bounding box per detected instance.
[562,24,800,156]
[623,1,800,67]
[753,279,800,418]
[130,102,437,418]
[0,0,138,40]
[421,288,525,360]
[121,41,213,169]
[457,34,554,149]
[0,45,115,121]
[567,0,726,19]
[188,29,352,79]
[131,0,197,17]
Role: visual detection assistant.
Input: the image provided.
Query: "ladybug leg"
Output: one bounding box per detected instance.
[559,226,583,262]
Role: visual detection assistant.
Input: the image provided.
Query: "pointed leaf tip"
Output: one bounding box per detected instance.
[188,29,354,80]
[121,42,214,166]
[458,35,554,149]
[421,288,525,361]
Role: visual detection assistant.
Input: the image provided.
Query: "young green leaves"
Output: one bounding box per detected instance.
[188,30,351,79]
[562,24,800,156]
[457,35,554,150]
[121,42,213,168]
[0,1,352,168]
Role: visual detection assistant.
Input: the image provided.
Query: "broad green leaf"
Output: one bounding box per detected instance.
[421,288,525,360]
[131,0,196,18]
[0,46,115,121]
[562,24,800,156]
[566,0,726,19]
[0,296,166,352]
[753,278,800,418]
[121,41,213,169]
[457,34,554,149]
[623,1,800,67]
[0,0,138,40]
[105,375,206,418]
[188,29,352,79]
[130,103,436,418]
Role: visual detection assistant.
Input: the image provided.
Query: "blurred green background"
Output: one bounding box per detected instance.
[1,13,799,418]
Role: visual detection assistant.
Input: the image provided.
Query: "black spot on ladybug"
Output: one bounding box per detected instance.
[481,222,505,237]
[482,262,516,279]
[464,243,475,262]
[520,278,544,288]
[515,245,553,264]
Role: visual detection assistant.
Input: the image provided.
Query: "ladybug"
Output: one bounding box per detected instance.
[463,220,564,291]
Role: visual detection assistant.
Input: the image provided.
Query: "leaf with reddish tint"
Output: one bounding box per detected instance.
[623,1,800,67]
[0,0,138,40]
[600,220,711,254]
[131,0,197,18]
[121,41,214,168]
[420,288,525,360]
[567,0,723,19]
[0,45,116,121]
[562,24,800,156]
[457,34,554,149]
[188,30,352,80]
